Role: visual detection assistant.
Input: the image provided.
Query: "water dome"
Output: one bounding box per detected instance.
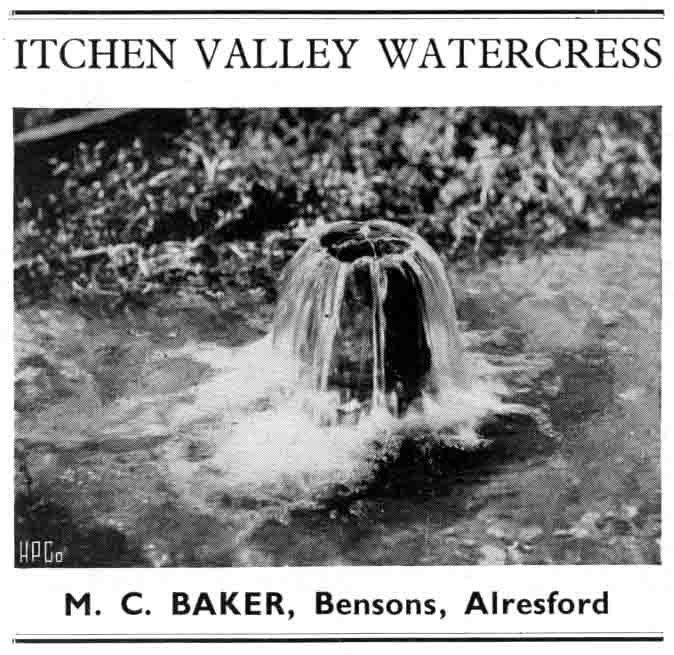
[272,220,470,423]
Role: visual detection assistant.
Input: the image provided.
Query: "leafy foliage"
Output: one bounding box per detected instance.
[15,107,660,301]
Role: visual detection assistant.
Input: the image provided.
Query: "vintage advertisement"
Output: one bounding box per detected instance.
[3,0,671,651]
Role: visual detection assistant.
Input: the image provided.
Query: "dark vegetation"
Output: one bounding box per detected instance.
[14,107,660,304]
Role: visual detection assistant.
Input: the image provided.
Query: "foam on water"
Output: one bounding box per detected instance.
[160,337,538,508]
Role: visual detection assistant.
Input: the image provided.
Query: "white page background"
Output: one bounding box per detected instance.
[2,1,671,652]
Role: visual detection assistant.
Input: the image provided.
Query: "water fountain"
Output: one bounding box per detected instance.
[158,218,553,510]
[272,220,471,425]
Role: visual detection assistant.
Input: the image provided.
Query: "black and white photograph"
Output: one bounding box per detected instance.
[13,106,661,568]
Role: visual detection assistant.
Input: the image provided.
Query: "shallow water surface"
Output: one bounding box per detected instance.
[15,230,661,565]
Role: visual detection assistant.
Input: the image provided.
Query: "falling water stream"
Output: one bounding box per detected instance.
[272,220,470,423]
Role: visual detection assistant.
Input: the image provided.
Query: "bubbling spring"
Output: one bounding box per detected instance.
[162,220,553,505]
[272,220,472,425]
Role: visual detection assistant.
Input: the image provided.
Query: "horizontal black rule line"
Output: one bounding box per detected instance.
[9,9,666,17]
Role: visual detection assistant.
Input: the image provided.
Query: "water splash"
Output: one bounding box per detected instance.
[160,220,552,507]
